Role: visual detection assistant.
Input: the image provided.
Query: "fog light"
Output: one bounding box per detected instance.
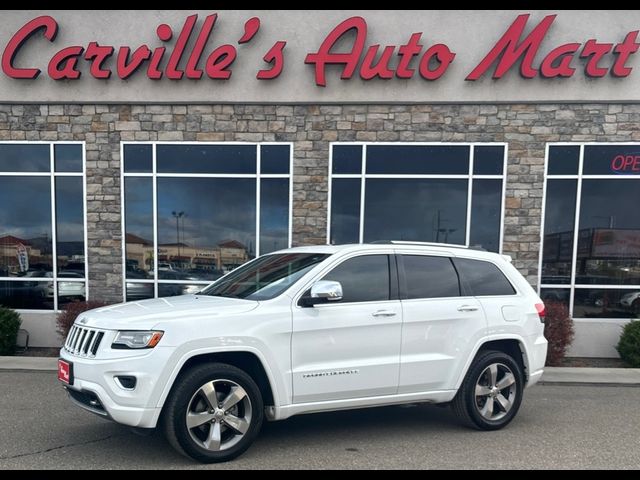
[116,376,137,390]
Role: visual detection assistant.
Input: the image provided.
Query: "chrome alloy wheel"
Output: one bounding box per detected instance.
[474,363,517,421]
[186,379,253,452]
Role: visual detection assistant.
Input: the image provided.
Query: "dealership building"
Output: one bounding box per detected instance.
[1,10,639,357]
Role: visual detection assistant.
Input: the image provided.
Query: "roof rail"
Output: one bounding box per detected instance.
[370,240,487,251]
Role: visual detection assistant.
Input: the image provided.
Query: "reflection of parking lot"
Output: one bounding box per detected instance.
[542,288,640,318]
[126,265,224,301]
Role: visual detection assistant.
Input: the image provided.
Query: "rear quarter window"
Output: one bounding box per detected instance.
[453,257,516,296]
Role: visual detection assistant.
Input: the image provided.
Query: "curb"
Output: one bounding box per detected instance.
[0,356,58,371]
[538,367,640,386]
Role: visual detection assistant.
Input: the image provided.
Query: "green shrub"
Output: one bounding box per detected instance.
[56,300,108,342]
[0,306,22,355]
[617,320,640,368]
[543,300,575,366]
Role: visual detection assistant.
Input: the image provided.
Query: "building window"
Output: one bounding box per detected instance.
[0,142,86,310]
[328,143,507,252]
[540,144,640,319]
[122,142,292,301]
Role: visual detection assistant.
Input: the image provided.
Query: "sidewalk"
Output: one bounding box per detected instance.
[1,356,640,385]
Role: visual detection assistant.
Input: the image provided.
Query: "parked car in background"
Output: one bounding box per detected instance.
[620,291,640,314]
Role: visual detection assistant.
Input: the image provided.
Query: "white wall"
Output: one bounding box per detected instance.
[18,311,62,348]
[0,10,639,103]
[568,319,628,358]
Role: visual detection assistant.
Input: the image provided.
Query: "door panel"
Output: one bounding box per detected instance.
[291,253,402,404]
[397,253,487,393]
[398,296,486,393]
[292,301,402,403]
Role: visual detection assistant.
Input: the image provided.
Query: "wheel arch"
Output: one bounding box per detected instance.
[455,335,530,390]
[156,348,280,418]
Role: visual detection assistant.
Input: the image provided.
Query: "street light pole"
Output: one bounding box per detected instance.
[172,211,184,267]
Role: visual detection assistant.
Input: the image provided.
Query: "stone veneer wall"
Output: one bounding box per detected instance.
[1,103,638,305]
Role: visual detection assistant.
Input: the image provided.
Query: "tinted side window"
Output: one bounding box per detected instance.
[323,255,390,303]
[403,255,460,299]
[453,258,516,296]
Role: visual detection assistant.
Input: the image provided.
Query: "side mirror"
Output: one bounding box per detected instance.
[302,280,343,306]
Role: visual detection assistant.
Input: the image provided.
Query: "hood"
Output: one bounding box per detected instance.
[76,295,259,330]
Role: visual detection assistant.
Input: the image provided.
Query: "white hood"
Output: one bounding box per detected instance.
[76,295,259,330]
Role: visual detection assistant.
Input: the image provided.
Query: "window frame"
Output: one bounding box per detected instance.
[327,142,508,253]
[120,141,293,302]
[539,142,640,320]
[0,141,87,312]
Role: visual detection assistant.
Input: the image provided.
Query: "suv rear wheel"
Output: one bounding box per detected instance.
[162,363,264,463]
[452,350,524,430]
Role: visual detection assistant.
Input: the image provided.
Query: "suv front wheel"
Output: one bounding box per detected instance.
[452,350,524,430]
[162,363,264,463]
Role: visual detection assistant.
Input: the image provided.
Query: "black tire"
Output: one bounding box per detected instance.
[452,350,524,430]
[162,362,264,463]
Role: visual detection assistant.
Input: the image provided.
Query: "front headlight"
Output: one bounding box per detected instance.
[112,330,164,349]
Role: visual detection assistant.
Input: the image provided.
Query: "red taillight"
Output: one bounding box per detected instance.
[535,303,546,323]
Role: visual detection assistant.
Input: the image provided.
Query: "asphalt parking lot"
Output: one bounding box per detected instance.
[0,371,639,469]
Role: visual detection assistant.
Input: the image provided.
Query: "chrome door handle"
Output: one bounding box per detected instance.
[457,305,479,312]
[372,310,397,317]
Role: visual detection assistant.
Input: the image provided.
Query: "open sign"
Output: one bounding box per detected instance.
[611,154,640,174]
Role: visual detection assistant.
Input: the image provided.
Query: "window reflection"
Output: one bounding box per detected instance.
[541,180,577,284]
[577,181,640,285]
[56,177,85,276]
[548,145,580,175]
[543,144,640,320]
[157,145,256,174]
[260,179,289,254]
[157,178,256,281]
[332,145,362,174]
[125,178,154,279]
[470,179,502,253]
[126,282,154,302]
[367,145,469,174]
[330,179,361,244]
[473,146,504,175]
[0,144,50,172]
[123,143,293,299]
[364,179,467,244]
[330,144,505,252]
[0,177,53,275]
[540,288,571,311]
[260,145,290,174]
[0,281,53,310]
[574,289,640,318]
[0,143,85,311]
[54,144,83,173]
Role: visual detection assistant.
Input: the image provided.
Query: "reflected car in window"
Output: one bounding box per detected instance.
[620,291,640,314]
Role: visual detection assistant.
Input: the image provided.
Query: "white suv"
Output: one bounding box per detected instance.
[59,242,548,463]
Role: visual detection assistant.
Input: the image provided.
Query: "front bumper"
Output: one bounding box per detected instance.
[59,346,174,428]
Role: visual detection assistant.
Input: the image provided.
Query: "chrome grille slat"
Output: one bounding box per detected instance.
[63,325,105,358]
[66,326,79,350]
[82,331,95,355]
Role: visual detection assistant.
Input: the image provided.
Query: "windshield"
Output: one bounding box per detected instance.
[200,253,330,301]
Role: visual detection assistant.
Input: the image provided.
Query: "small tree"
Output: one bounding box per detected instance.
[617,320,640,367]
[0,306,22,355]
[56,300,108,341]
[543,300,575,366]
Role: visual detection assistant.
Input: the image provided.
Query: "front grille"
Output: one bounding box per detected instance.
[64,325,105,357]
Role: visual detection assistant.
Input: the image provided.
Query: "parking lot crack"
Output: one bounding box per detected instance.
[0,434,120,460]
